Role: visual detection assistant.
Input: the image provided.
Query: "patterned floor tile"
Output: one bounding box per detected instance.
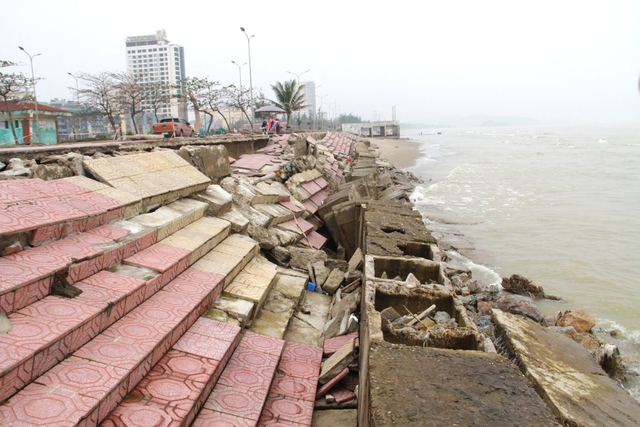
[18,295,102,329]
[136,375,201,413]
[101,399,182,427]
[86,223,131,241]
[188,317,241,342]
[124,243,191,273]
[276,358,320,381]
[11,277,52,312]
[270,373,317,402]
[152,350,220,385]
[323,332,360,356]
[73,334,149,370]
[282,342,323,364]
[258,414,306,427]
[217,359,272,390]
[35,356,127,400]
[162,268,224,299]
[103,316,169,350]
[82,270,147,295]
[0,313,70,352]
[203,384,264,421]
[0,382,99,426]
[225,347,278,376]
[262,394,313,426]
[173,331,233,362]
[131,174,170,197]
[192,409,255,427]
[0,258,48,292]
[109,177,154,200]
[238,331,285,357]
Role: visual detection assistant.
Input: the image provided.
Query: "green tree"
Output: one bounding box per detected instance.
[270,79,306,125]
[340,113,362,124]
[0,60,29,144]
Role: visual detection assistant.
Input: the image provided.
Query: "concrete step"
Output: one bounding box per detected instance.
[102,318,242,426]
[217,256,278,326]
[0,217,237,405]
[82,150,211,212]
[193,331,286,426]
[0,198,212,316]
[258,341,323,426]
[0,178,128,253]
[0,266,228,426]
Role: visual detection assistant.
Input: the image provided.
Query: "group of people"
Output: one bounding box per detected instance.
[261,117,281,134]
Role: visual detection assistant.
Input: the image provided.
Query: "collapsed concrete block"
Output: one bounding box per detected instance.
[177,145,230,182]
[319,338,356,384]
[322,268,345,295]
[190,184,233,216]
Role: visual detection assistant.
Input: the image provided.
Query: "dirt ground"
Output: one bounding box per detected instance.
[368,341,560,427]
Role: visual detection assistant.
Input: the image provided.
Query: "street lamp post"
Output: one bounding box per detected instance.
[231,61,246,90]
[286,70,310,130]
[317,93,329,130]
[240,27,254,129]
[19,46,41,144]
[231,61,247,127]
[68,72,80,140]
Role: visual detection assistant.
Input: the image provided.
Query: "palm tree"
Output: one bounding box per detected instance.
[270,79,306,125]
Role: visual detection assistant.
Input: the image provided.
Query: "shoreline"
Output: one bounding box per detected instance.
[368,137,421,170]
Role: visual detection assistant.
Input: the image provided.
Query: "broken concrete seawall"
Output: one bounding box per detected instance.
[0,131,639,427]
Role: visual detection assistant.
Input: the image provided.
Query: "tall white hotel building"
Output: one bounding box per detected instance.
[125,30,186,121]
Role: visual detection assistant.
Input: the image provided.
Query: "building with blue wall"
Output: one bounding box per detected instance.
[0,100,71,146]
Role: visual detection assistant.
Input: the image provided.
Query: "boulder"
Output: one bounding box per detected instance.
[312,261,330,286]
[289,246,327,270]
[556,308,596,333]
[495,294,544,323]
[501,274,546,297]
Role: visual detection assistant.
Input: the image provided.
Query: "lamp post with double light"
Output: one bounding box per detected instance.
[19,46,41,144]
[68,72,80,140]
[240,27,254,128]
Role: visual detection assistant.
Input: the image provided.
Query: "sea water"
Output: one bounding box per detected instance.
[405,125,640,398]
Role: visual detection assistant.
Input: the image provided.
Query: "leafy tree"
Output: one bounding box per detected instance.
[270,79,306,125]
[0,60,29,144]
[75,72,123,139]
[340,113,363,124]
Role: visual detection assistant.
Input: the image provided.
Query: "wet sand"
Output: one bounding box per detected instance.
[369,138,422,169]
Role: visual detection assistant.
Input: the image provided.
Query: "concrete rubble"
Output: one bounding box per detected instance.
[0,130,639,427]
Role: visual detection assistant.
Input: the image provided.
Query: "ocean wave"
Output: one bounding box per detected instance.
[445,250,502,286]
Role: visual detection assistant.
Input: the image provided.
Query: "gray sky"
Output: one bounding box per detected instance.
[1,0,639,125]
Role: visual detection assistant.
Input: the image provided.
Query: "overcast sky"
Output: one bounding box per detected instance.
[1,0,639,125]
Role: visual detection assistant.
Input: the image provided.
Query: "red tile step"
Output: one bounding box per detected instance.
[193,331,286,426]
[0,268,226,425]
[102,318,241,427]
[0,178,126,246]
[0,223,158,315]
[258,342,323,427]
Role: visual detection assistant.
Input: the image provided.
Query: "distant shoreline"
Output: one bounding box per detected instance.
[368,137,422,169]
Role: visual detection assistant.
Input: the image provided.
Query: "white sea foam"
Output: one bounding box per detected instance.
[445,250,502,286]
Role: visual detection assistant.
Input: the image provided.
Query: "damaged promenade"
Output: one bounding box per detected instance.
[0,131,639,427]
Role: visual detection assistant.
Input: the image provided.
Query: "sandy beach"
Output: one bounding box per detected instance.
[368,137,422,169]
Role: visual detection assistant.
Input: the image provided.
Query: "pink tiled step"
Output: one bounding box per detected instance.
[102,318,241,427]
[258,342,323,427]
[0,223,157,315]
[193,331,286,426]
[0,178,126,247]
[0,268,225,425]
